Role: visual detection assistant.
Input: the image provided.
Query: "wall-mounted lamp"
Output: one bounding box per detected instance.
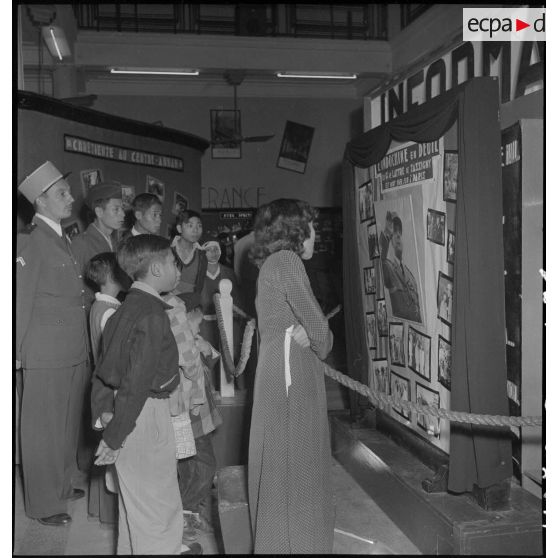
[110,68,200,76]
[41,26,71,61]
[276,71,358,80]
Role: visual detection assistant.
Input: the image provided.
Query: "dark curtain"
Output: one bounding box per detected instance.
[343,77,512,492]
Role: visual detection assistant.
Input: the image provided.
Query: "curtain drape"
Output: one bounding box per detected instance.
[343,77,512,492]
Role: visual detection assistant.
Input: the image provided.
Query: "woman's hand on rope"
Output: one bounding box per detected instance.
[291,324,310,348]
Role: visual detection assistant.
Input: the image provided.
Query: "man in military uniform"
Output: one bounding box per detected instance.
[71,182,125,306]
[16,161,89,526]
[379,211,421,323]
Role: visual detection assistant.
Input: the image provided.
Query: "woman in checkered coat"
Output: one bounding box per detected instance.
[248,199,334,554]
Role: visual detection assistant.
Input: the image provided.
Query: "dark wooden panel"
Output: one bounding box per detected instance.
[212,391,250,468]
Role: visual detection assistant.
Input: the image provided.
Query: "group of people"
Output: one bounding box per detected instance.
[17,161,337,554]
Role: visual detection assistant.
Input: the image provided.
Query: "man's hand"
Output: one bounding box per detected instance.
[291,325,310,348]
[94,439,120,466]
[15,360,22,370]
[100,412,114,429]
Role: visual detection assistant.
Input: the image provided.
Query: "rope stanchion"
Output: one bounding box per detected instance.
[213,293,255,378]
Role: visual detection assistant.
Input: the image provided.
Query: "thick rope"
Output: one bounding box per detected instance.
[212,296,542,427]
[324,365,542,427]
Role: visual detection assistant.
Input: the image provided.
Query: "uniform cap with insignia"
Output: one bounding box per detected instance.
[18,161,71,203]
[86,182,123,208]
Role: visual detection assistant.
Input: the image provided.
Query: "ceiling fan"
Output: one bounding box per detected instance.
[210,70,275,146]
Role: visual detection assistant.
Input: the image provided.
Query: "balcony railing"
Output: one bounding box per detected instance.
[73,3,388,40]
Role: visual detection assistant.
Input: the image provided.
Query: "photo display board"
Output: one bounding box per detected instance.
[354,133,456,452]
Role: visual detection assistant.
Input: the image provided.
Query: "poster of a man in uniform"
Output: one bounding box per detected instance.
[375,195,425,324]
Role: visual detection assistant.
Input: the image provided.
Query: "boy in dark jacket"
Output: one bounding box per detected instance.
[91,234,200,555]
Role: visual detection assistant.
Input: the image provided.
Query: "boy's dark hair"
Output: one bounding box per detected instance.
[84,252,131,290]
[117,234,172,281]
[250,198,317,267]
[176,208,201,226]
[132,193,162,214]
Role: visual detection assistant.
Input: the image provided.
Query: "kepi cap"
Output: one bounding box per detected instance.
[86,181,122,207]
[18,161,71,203]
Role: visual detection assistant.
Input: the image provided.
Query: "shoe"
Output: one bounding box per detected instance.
[181,542,203,555]
[38,513,72,526]
[191,512,213,533]
[182,511,198,542]
[65,488,85,501]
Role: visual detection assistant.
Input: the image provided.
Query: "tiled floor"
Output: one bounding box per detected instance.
[13,458,420,555]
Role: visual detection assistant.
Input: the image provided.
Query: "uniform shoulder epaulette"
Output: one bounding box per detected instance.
[18,222,37,235]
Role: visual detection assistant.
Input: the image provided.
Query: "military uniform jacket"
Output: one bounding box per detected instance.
[71,222,114,305]
[16,217,89,369]
[71,222,114,268]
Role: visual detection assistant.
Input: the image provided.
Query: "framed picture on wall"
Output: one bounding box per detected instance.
[426,208,446,246]
[172,191,189,216]
[416,382,441,438]
[388,322,405,366]
[365,311,377,349]
[407,326,431,381]
[363,265,376,295]
[437,272,453,326]
[276,120,314,174]
[443,150,458,202]
[146,175,165,203]
[210,109,242,159]
[359,181,374,222]
[80,168,102,196]
[376,299,388,337]
[438,335,452,391]
[367,222,380,259]
[121,185,135,211]
[390,369,411,420]
[447,230,455,264]
[372,359,389,395]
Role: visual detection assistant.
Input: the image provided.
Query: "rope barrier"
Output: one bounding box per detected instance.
[211,295,542,427]
[324,365,543,427]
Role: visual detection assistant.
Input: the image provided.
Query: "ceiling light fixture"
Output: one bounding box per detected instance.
[110,68,200,76]
[42,26,71,61]
[276,71,357,80]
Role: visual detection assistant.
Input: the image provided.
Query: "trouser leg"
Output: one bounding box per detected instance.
[177,433,216,512]
[21,364,85,518]
[115,398,182,555]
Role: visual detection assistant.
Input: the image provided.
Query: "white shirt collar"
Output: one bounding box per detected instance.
[206,264,221,280]
[95,292,121,306]
[130,281,164,302]
[131,226,141,236]
[35,213,63,237]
